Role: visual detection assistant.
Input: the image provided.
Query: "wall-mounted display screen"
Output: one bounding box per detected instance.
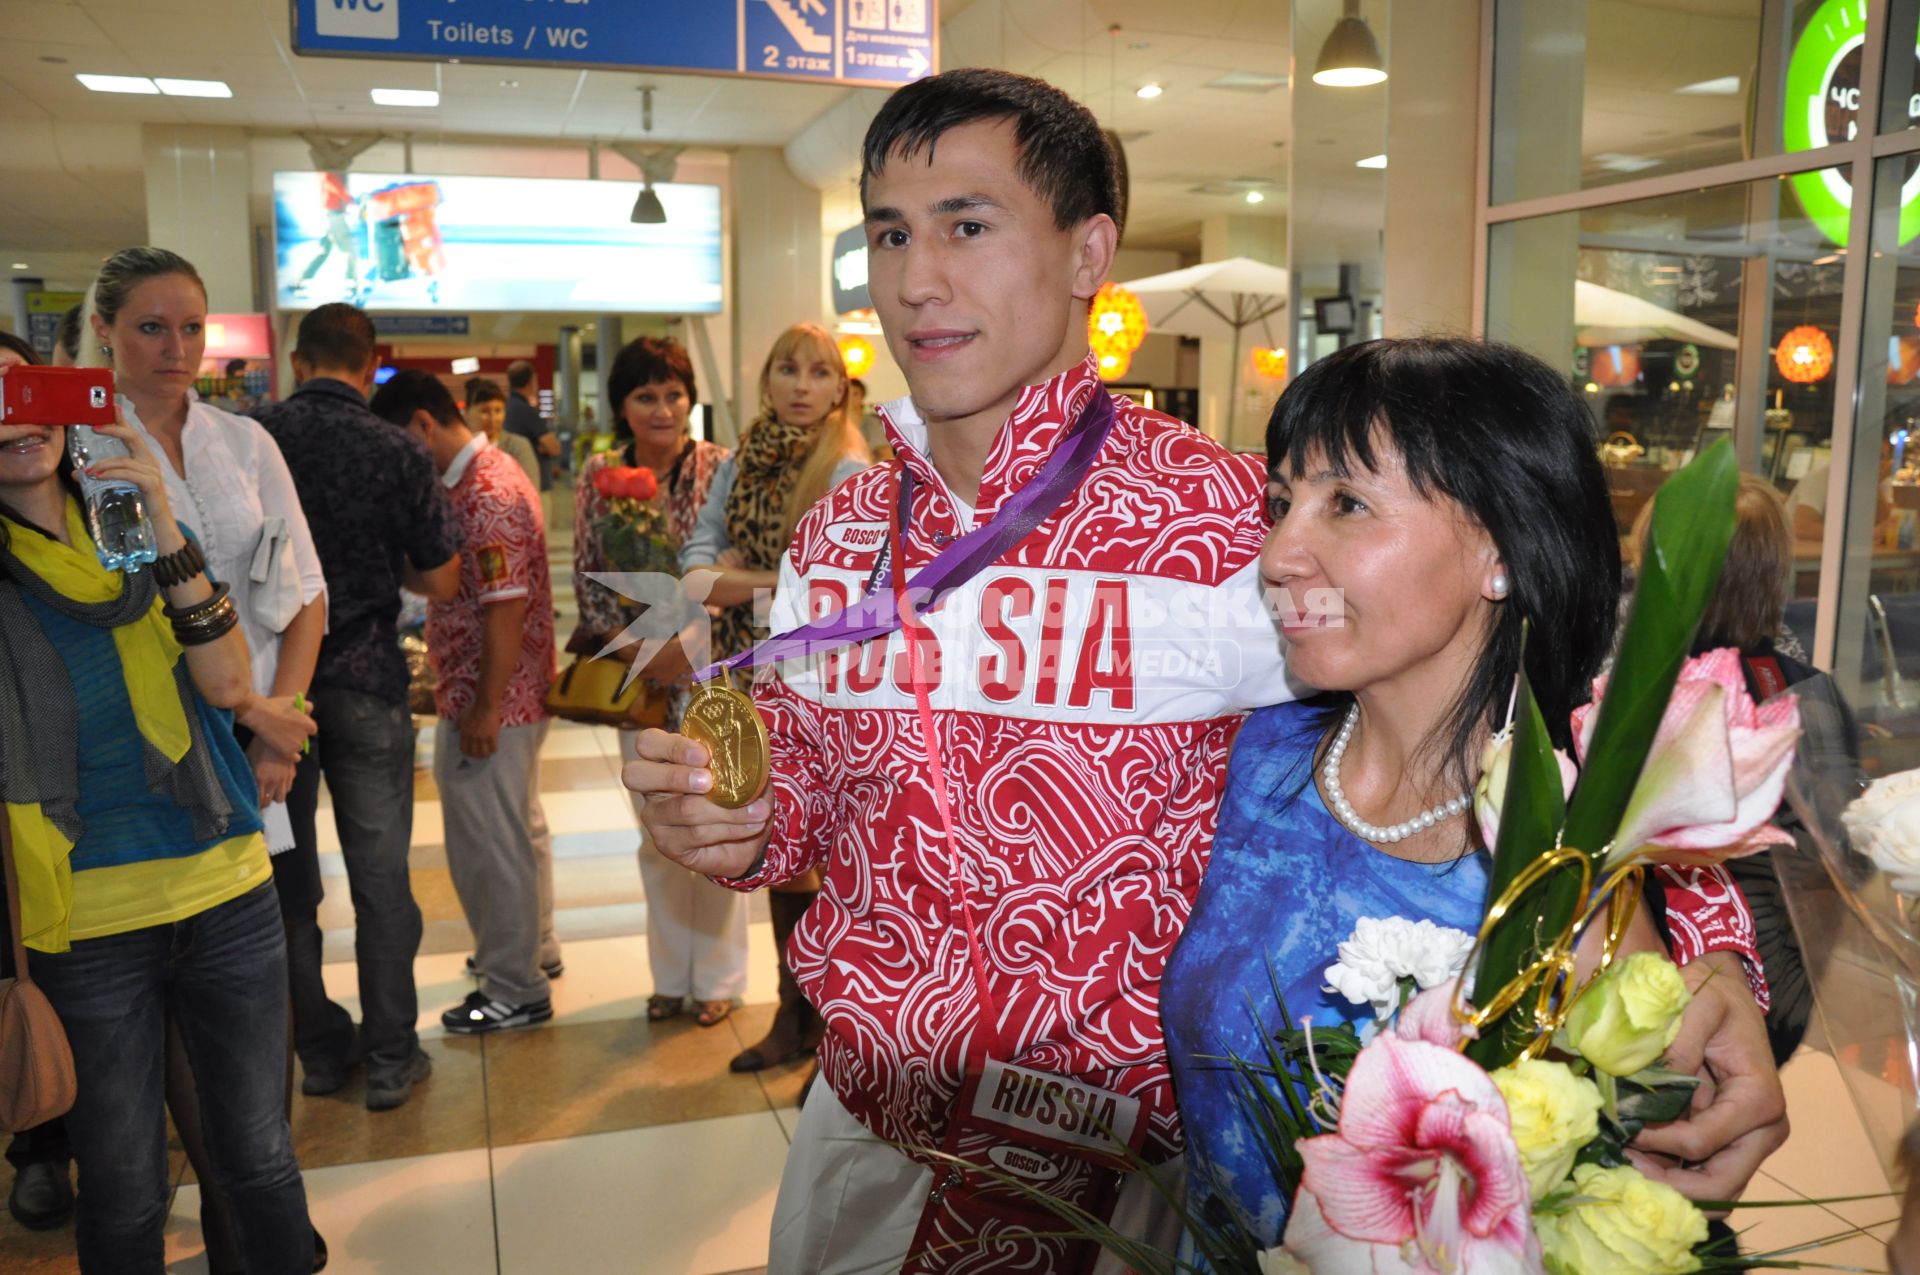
[272,171,723,314]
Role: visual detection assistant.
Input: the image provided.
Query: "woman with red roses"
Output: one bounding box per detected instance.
[573,337,742,1027]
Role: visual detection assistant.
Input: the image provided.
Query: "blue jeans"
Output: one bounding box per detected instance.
[311,688,423,1076]
[30,883,313,1275]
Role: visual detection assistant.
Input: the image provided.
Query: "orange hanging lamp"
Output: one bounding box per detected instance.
[1591,344,1641,388]
[1251,347,1289,380]
[1775,325,1833,383]
[1088,282,1147,380]
[836,333,876,380]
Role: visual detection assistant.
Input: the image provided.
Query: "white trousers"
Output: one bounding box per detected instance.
[769,1083,1185,1275]
[620,728,750,1001]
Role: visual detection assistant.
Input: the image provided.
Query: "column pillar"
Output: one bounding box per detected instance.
[557,325,581,440]
[1383,0,1479,336]
[731,147,827,444]
[595,314,624,437]
[1200,214,1288,450]
[142,125,253,312]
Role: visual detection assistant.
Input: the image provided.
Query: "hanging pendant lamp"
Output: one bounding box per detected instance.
[1312,0,1388,88]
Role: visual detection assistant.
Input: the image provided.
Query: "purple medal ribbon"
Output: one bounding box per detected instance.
[694,387,1117,681]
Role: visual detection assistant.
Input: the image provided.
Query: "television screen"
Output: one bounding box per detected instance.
[272,171,723,314]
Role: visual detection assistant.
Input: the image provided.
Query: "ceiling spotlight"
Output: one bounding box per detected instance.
[155,78,233,98]
[631,187,667,224]
[1312,0,1387,88]
[11,263,27,270]
[1245,190,1266,204]
[370,88,438,107]
[1355,153,1387,169]
[1135,83,1164,99]
[77,74,159,94]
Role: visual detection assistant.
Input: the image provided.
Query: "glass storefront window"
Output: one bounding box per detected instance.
[1882,0,1920,136]
[1492,1,1892,205]
[1486,166,1849,648]
[1833,150,1920,750]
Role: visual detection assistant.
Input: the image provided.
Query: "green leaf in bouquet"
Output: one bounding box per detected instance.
[1600,1066,1701,1149]
[1560,439,1738,865]
[1466,654,1571,1068]
[1612,1064,1701,1128]
[1570,1064,1705,1173]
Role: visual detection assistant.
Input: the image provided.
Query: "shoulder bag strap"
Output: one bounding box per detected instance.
[0,813,30,985]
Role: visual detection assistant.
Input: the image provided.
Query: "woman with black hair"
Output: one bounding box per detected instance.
[1161,337,1787,1250]
[573,337,746,1028]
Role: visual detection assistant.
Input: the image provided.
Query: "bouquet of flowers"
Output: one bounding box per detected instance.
[589,464,678,576]
[989,443,1884,1272]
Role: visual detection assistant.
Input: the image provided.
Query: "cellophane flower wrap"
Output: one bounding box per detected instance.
[1774,673,1920,1188]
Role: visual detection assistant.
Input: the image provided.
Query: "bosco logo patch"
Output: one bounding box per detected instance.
[825,521,888,553]
[987,1145,1063,1183]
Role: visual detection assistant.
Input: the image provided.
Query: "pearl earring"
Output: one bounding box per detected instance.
[1491,573,1510,599]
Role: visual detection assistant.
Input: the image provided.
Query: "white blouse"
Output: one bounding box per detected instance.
[122,392,328,698]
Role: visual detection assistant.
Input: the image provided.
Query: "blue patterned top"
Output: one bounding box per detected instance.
[1162,700,1491,1248]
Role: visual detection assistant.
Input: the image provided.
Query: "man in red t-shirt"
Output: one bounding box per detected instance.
[371,371,560,1034]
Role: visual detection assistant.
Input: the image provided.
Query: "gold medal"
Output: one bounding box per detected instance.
[683,676,770,809]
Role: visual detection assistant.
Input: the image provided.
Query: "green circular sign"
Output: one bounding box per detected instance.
[1783,0,1920,248]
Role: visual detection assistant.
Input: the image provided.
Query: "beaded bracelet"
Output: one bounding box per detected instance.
[151,538,207,590]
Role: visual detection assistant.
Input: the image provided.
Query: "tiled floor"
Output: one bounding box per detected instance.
[0,494,1903,1274]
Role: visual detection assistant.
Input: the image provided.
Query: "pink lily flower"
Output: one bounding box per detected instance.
[1571,648,1799,870]
[1284,1032,1541,1274]
[1394,978,1476,1052]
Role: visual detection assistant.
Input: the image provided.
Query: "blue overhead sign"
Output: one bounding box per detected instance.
[293,0,936,89]
[371,314,470,336]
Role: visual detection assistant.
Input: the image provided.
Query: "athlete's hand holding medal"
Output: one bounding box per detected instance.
[625,677,775,879]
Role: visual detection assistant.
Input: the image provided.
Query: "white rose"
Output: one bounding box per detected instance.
[1843,768,1920,894]
[1324,917,1476,1020]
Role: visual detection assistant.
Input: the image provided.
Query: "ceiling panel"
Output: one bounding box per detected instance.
[0,0,108,45]
[0,0,1303,270]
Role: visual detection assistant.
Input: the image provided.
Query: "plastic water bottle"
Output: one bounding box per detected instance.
[66,426,158,573]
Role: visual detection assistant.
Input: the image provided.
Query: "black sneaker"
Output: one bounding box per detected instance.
[465,954,565,980]
[299,1043,363,1097]
[365,1049,433,1112]
[441,990,553,1035]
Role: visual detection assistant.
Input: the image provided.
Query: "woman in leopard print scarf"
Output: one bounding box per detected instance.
[681,323,869,1053]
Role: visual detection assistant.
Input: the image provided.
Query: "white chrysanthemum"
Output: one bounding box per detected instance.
[1323,916,1476,1020]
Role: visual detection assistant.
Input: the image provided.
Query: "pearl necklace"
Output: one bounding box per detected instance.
[1322,705,1470,845]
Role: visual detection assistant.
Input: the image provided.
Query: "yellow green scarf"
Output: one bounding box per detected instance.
[1,495,196,951]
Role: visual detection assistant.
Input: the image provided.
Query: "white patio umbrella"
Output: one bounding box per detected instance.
[1573,279,1738,350]
[1118,256,1292,437]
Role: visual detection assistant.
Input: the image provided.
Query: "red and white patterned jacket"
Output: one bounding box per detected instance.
[723,355,1767,1162]
[725,356,1293,1162]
